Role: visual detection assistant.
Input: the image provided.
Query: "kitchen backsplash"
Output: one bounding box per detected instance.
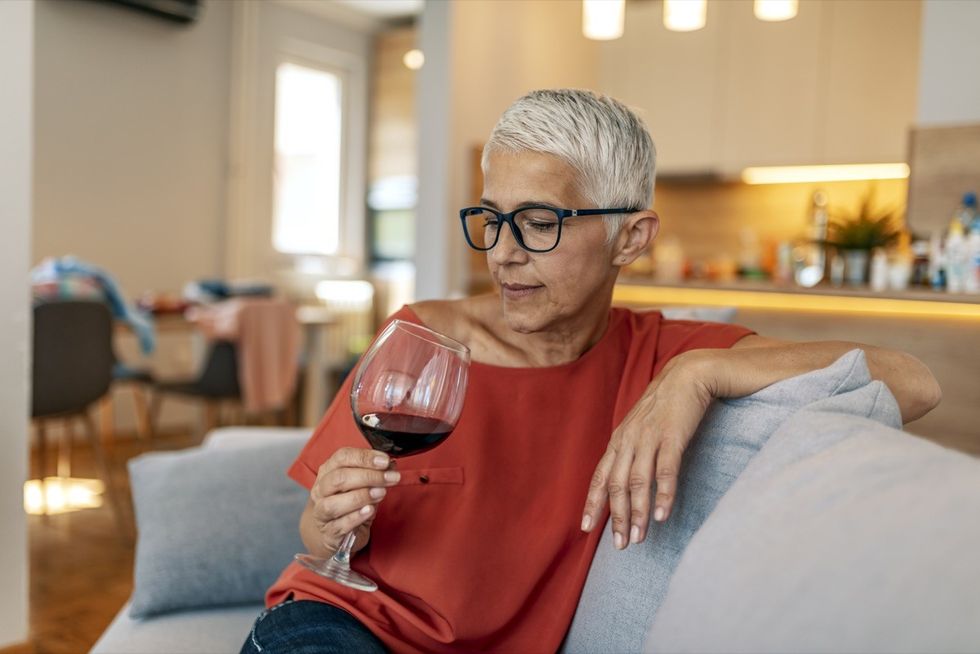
[652,177,909,265]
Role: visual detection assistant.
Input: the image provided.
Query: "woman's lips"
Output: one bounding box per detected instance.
[501,283,543,299]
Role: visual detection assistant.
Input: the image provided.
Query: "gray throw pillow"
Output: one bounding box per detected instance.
[563,349,880,654]
[128,431,309,618]
[646,383,980,653]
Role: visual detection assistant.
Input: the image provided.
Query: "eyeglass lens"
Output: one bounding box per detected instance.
[462,208,561,252]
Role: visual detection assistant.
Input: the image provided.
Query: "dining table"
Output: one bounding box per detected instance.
[103,303,338,441]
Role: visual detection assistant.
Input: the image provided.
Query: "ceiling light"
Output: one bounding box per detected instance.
[663,0,706,32]
[741,163,911,185]
[402,49,425,70]
[582,0,625,40]
[754,0,798,22]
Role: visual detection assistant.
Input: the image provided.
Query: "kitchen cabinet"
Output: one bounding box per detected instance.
[614,280,980,456]
[599,0,723,174]
[599,0,921,175]
[715,0,825,171]
[820,0,921,164]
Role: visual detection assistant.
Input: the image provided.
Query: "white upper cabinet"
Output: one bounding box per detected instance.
[819,0,921,164]
[716,0,825,171]
[599,0,722,174]
[598,0,921,175]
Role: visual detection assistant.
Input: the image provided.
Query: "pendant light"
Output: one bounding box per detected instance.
[582,0,626,41]
[753,0,798,22]
[663,0,707,32]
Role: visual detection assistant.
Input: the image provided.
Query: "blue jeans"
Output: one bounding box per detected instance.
[240,595,388,654]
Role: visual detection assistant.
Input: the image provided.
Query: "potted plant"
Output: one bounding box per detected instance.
[826,188,903,286]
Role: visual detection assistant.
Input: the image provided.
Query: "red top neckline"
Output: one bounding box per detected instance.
[399,303,632,374]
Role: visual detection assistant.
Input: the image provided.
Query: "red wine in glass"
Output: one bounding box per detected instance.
[294,319,470,591]
[357,412,454,457]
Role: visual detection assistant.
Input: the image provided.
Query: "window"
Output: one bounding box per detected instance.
[272,61,344,256]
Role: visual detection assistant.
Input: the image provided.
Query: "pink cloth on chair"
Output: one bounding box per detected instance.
[187,298,301,413]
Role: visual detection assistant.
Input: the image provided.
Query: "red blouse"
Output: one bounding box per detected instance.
[266,306,753,653]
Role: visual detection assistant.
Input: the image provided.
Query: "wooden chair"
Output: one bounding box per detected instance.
[149,340,242,439]
[150,339,300,437]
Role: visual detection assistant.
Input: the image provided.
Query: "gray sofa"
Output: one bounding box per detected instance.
[92,351,980,654]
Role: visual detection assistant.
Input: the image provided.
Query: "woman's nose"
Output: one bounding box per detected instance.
[489,221,529,264]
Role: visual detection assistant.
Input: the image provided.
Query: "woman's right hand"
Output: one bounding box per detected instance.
[302,447,401,558]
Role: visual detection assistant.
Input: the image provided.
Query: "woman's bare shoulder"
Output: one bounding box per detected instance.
[408,294,501,349]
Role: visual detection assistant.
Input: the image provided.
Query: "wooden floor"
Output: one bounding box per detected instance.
[24,429,198,654]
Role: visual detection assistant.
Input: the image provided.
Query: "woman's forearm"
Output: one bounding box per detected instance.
[685,340,942,423]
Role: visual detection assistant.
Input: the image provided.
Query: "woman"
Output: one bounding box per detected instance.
[242,89,941,654]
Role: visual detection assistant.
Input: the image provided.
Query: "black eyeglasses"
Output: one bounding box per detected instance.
[459,205,635,253]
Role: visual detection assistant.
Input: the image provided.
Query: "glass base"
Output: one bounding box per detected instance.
[293,553,378,592]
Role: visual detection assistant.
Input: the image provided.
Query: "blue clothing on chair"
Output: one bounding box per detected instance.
[31,255,157,355]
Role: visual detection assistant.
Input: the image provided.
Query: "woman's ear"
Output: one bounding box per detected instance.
[613,210,659,266]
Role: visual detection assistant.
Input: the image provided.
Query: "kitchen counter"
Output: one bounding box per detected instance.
[613,277,980,456]
[614,277,980,320]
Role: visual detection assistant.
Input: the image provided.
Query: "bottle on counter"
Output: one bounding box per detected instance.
[794,190,829,288]
[929,231,946,290]
[945,219,967,293]
[910,238,931,287]
[774,240,794,285]
[870,248,889,292]
[966,221,980,294]
[953,191,977,231]
[887,232,913,292]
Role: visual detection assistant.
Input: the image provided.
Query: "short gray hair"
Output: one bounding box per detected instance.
[482,88,656,242]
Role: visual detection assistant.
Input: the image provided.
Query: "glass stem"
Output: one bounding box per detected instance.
[331,531,356,568]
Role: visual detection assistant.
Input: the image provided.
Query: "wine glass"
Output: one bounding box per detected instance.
[294,319,470,591]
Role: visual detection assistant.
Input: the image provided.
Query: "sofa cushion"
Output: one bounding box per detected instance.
[90,601,264,654]
[562,349,890,654]
[203,426,313,450]
[128,429,310,618]
[645,383,980,653]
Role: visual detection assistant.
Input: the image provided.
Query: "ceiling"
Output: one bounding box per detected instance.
[335,0,423,18]
[274,0,421,31]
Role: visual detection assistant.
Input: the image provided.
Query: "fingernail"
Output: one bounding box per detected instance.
[373,455,389,468]
[384,471,401,484]
[614,532,625,550]
[630,525,641,544]
[360,505,373,515]
[581,515,592,532]
[654,507,666,522]
[369,487,386,500]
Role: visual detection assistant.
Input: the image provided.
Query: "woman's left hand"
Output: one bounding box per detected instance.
[579,335,942,550]
[580,350,714,550]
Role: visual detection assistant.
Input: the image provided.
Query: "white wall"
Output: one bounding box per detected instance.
[917,0,980,125]
[33,0,233,296]
[0,0,33,647]
[414,0,452,301]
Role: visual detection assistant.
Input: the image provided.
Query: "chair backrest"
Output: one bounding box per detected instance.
[32,300,114,418]
[195,340,241,398]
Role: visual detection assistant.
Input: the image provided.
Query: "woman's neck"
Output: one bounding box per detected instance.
[409,284,617,369]
[504,308,611,368]
[480,282,616,368]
